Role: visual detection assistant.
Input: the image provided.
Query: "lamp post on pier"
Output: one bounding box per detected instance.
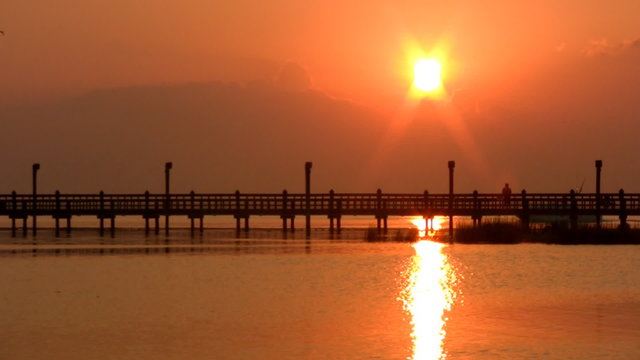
[595,160,602,228]
[305,161,312,236]
[448,160,455,239]
[165,162,173,234]
[32,163,40,235]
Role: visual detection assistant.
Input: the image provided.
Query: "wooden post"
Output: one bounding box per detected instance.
[190,191,196,235]
[448,161,455,240]
[595,160,602,229]
[619,189,627,228]
[55,190,61,237]
[144,191,150,235]
[99,190,105,236]
[376,189,382,233]
[305,162,312,235]
[165,162,172,235]
[472,190,478,228]
[423,190,429,214]
[329,190,335,233]
[290,199,296,231]
[521,189,530,232]
[32,163,40,236]
[282,190,288,232]
[11,191,17,237]
[110,200,115,235]
[570,189,578,231]
[337,200,342,234]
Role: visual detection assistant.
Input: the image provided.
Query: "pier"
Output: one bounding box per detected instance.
[1,160,635,237]
[1,189,638,236]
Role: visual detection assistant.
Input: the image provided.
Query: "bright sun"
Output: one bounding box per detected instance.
[414,58,442,92]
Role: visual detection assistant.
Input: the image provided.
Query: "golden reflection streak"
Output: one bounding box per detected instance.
[409,216,445,238]
[401,239,458,360]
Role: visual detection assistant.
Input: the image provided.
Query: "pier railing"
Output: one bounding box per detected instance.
[2,191,639,216]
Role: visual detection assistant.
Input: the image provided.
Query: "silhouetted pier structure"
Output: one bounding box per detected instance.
[0,189,637,237]
[2,159,633,237]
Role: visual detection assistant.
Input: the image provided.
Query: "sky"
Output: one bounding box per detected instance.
[1,0,639,194]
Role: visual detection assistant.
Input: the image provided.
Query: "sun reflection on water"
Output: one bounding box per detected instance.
[401,239,459,360]
[409,216,446,238]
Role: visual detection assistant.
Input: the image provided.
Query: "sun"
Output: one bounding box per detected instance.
[413,58,442,92]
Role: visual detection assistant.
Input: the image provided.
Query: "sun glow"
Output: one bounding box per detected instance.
[414,59,442,92]
[409,216,446,238]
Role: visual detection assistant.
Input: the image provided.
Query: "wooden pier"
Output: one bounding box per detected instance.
[0,189,637,236]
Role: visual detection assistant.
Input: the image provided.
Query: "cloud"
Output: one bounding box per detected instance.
[583,37,640,56]
[275,61,312,91]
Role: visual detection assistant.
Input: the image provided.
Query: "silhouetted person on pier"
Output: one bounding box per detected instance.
[502,183,512,206]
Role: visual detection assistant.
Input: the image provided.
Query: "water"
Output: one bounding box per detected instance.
[1,229,639,359]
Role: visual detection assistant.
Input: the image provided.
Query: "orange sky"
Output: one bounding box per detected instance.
[2,0,638,108]
[1,1,640,193]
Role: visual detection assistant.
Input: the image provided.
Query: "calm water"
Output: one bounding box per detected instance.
[1,229,639,359]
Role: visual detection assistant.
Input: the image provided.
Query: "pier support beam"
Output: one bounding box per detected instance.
[520,190,530,232]
[234,216,250,232]
[448,161,455,240]
[165,162,172,235]
[569,189,578,231]
[32,163,40,236]
[595,160,602,229]
[305,162,312,236]
[619,189,628,229]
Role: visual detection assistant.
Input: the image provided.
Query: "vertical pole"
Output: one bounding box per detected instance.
[448,160,455,240]
[337,200,342,234]
[99,190,105,236]
[376,188,382,233]
[619,189,627,229]
[190,190,195,236]
[11,191,17,237]
[282,189,288,232]
[305,162,312,236]
[595,160,602,229]
[165,162,172,235]
[521,189,530,232]
[472,190,478,228]
[32,163,40,236]
[570,189,578,231]
[54,190,61,237]
[329,189,335,233]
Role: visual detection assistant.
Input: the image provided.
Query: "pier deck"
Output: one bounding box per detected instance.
[0,190,636,235]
